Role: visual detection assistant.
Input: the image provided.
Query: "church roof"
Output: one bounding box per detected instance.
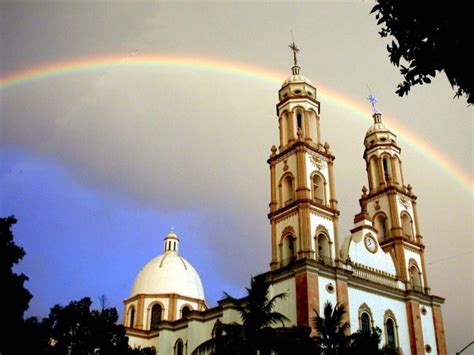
[281,73,314,88]
[130,231,205,300]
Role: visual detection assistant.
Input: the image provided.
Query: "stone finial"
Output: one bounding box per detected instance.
[270,145,277,156]
[362,185,368,197]
[323,142,330,153]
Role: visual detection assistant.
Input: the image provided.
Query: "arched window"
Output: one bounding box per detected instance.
[358,303,374,333]
[316,233,330,263]
[175,339,184,355]
[282,234,296,263]
[150,303,162,329]
[386,318,396,347]
[382,155,391,181]
[181,305,192,318]
[374,213,389,242]
[409,264,422,291]
[128,306,135,328]
[296,112,303,130]
[281,174,295,206]
[401,213,414,240]
[312,174,325,205]
[361,313,371,333]
[384,310,399,349]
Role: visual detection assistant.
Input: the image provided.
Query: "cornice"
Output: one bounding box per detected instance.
[268,140,335,164]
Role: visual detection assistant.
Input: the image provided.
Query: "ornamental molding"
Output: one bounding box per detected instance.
[309,154,325,170]
[399,195,410,209]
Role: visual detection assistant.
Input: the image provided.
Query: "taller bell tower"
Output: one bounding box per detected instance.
[268,43,341,271]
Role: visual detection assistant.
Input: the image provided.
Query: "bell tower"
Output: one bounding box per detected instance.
[268,42,341,270]
[360,109,430,293]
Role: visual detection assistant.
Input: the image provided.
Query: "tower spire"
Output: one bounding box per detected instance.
[289,31,301,75]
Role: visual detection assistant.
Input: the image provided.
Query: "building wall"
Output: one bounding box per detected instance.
[318,275,337,314]
[271,277,297,325]
[348,287,410,354]
[347,233,397,275]
[420,306,438,354]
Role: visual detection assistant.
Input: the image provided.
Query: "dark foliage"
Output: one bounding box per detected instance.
[371,1,473,104]
[312,302,351,354]
[0,215,33,355]
[312,301,401,355]
[193,276,294,355]
[38,297,156,354]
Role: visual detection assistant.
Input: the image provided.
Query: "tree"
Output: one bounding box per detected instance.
[36,297,155,355]
[0,215,33,355]
[312,302,399,355]
[371,1,473,104]
[193,276,292,355]
[312,302,351,355]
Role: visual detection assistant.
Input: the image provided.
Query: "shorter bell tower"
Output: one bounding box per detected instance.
[360,110,429,293]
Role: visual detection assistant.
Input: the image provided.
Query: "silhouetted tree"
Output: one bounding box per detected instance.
[313,301,400,355]
[0,215,33,355]
[313,302,350,355]
[371,1,473,104]
[193,276,292,355]
[38,297,156,354]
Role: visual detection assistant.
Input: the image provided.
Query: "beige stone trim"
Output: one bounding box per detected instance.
[390,156,399,185]
[304,110,311,142]
[399,159,405,187]
[288,111,295,142]
[136,295,144,329]
[431,305,447,355]
[168,294,177,321]
[406,301,425,354]
[377,157,386,187]
[271,223,277,270]
[316,116,321,144]
[327,159,338,210]
[270,162,277,213]
[335,276,350,333]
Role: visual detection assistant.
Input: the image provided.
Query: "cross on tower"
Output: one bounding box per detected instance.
[367,94,378,114]
[289,41,300,67]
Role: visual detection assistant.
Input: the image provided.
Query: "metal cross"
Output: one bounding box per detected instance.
[289,31,300,67]
[367,94,378,114]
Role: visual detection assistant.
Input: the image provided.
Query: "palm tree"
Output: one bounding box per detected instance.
[313,302,399,355]
[192,276,289,355]
[312,301,350,355]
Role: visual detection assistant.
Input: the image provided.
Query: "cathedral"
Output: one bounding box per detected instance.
[122,47,447,355]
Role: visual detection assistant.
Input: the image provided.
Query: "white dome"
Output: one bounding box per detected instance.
[130,232,205,300]
[282,74,313,87]
[366,121,387,135]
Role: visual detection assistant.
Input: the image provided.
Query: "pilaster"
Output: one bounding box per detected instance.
[295,270,319,328]
[406,300,425,355]
[431,305,447,355]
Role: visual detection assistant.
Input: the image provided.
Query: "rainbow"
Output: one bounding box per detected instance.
[1,54,472,193]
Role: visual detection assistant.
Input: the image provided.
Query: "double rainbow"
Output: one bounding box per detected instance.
[1,54,472,193]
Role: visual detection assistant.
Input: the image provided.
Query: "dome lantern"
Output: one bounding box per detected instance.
[164,229,179,253]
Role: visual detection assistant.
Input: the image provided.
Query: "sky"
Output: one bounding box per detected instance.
[0,1,472,352]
